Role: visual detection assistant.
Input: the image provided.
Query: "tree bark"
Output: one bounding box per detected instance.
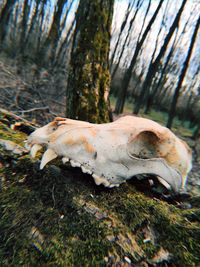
[66,0,114,123]
[167,16,200,129]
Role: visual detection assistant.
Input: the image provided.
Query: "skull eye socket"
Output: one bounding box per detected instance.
[50,122,59,132]
[128,131,160,159]
[47,123,58,134]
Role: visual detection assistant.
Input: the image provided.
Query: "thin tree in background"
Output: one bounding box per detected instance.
[167,16,200,129]
[54,0,76,67]
[144,5,196,114]
[111,0,143,80]
[35,0,48,63]
[110,0,134,68]
[114,0,164,114]
[19,0,29,57]
[42,0,67,65]
[134,0,188,114]
[0,0,16,47]
[24,0,41,46]
[66,0,114,123]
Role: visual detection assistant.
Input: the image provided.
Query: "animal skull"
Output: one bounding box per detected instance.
[26,116,192,192]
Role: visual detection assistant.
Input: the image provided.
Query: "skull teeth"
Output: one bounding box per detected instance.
[149,179,154,186]
[108,184,116,188]
[92,174,110,187]
[81,166,92,175]
[40,148,57,170]
[157,177,171,189]
[70,160,81,168]
[62,157,69,164]
[30,144,43,158]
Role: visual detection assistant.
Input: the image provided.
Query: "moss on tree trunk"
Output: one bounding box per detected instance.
[66,0,114,123]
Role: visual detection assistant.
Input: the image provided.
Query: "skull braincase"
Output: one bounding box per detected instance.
[27,116,192,192]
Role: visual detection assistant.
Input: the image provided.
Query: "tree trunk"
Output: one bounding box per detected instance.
[114,0,163,114]
[66,0,114,123]
[54,18,75,67]
[19,0,29,57]
[111,0,143,81]
[110,1,133,69]
[34,0,48,64]
[0,0,16,47]
[167,16,200,129]
[193,121,200,140]
[24,0,40,46]
[144,32,178,114]
[42,0,67,65]
[134,0,188,115]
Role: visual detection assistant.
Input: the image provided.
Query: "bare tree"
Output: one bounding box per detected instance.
[134,0,188,114]
[110,0,134,68]
[35,0,48,63]
[54,2,76,67]
[111,0,143,80]
[42,0,67,65]
[114,0,164,114]
[167,15,200,129]
[0,0,16,47]
[144,5,196,114]
[24,0,40,46]
[19,0,30,57]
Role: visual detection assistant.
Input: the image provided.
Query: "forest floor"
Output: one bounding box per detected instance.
[0,55,199,266]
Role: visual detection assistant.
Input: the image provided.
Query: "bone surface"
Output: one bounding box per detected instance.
[40,148,58,170]
[30,144,42,158]
[27,116,192,192]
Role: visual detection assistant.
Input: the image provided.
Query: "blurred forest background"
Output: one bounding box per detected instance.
[0,0,199,137]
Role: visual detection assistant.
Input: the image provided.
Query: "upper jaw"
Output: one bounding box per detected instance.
[26,143,184,193]
[26,133,49,147]
[25,135,47,157]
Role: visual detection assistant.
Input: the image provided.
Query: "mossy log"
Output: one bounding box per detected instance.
[0,109,200,267]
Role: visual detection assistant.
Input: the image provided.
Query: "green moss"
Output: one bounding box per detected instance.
[1,156,200,266]
[0,115,199,266]
[91,186,200,266]
[0,157,112,266]
[0,122,27,145]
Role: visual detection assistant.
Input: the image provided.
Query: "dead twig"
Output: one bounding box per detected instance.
[14,107,50,116]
